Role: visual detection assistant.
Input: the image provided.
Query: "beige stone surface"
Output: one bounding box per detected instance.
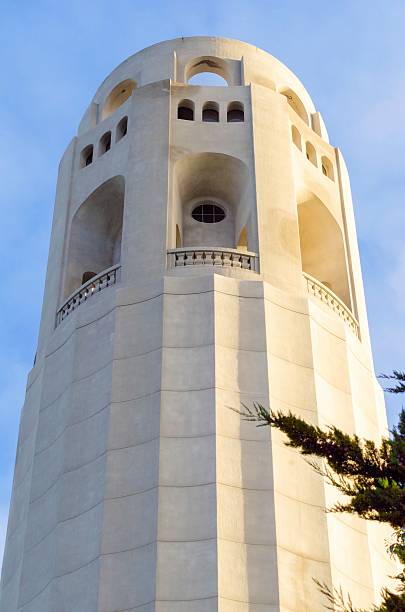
[0,36,396,612]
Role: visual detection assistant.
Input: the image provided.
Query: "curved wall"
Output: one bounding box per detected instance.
[0,37,394,612]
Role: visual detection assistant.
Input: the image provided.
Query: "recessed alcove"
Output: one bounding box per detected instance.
[297,193,351,308]
[64,176,124,298]
[102,80,136,120]
[280,87,309,125]
[171,152,256,252]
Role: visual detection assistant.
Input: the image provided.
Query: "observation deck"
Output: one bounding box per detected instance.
[56,260,359,338]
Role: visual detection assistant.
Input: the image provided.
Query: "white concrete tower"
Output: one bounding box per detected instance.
[0,37,396,612]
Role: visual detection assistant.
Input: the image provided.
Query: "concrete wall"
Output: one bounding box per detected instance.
[0,36,396,612]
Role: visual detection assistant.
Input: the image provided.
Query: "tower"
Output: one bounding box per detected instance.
[0,36,395,611]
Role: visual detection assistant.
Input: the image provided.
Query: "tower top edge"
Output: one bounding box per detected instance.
[77,35,320,136]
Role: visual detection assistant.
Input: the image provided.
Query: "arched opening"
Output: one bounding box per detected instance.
[176,225,182,248]
[116,116,128,142]
[306,142,317,167]
[80,145,93,168]
[172,153,252,249]
[291,125,302,151]
[227,101,244,122]
[298,194,351,307]
[321,156,334,180]
[177,99,194,121]
[186,57,230,85]
[102,79,136,120]
[202,102,219,122]
[280,88,309,125]
[188,72,228,86]
[99,131,111,156]
[64,176,124,298]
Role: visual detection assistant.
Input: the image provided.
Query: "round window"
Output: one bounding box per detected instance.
[192,202,226,224]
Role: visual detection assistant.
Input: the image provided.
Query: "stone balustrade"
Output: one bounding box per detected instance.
[167,247,259,271]
[304,272,360,337]
[56,264,120,325]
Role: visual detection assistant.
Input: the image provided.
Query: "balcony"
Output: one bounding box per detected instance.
[304,272,360,337]
[167,247,259,272]
[56,264,120,326]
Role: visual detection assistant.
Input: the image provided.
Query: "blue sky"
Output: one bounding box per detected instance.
[1,0,404,565]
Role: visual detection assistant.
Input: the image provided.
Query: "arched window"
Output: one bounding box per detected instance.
[80,145,93,168]
[64,176,124,298]
[291,125,302,151]
[305,142,317,167]
[280,88,309,125]
[177,99,194,121]
[102,79,136,120]
[116,116,128,142]
[202,102,219,122]
[99,131,112,156]
[227,102,244,122]
[321,156,334,180]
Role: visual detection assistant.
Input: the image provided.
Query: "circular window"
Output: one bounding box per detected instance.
[192,202,226,223]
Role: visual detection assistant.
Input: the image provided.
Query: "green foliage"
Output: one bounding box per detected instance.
[237,370,405,611]
[380,371,405,395]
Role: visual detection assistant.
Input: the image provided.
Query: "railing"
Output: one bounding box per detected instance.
[303,272,360,338]
[167,247,259,272]
[56,264,120,326]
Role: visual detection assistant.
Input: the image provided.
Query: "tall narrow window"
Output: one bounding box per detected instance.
[80,145,94,168]
[178,100,194,121]
[321,156,334,180]
[227,101,244,122]
[305,142,317,167]
[291,125,302,150]
[99,131,112,156]
[202,102,219,122]
[116,116,128,142]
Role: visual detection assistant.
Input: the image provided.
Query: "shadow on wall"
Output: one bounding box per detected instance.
[280,88,309,125]
[172,152,256,251]
[297,192,351,308]
[102,80,136,120]
[63,176,125,298]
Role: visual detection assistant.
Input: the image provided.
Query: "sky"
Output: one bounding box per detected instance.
[0,0,404,567]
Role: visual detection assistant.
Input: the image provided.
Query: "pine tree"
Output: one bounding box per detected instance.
[237,371,405,611]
